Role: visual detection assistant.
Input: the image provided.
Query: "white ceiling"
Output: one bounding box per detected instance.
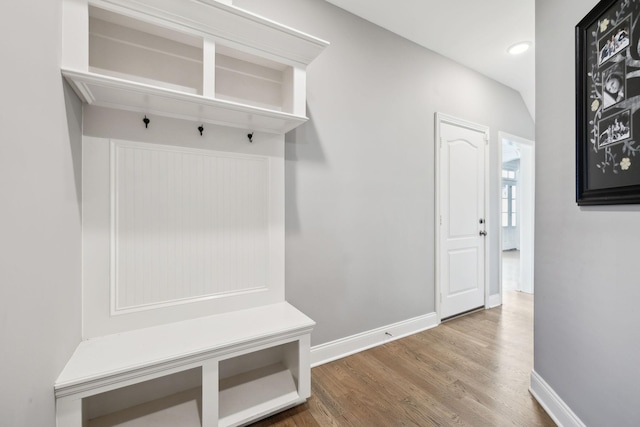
[325,0,535,120]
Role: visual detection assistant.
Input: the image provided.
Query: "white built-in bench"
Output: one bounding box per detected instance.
[55,302,314,427]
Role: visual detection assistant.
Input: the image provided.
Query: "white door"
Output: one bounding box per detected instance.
[437,115,488,319]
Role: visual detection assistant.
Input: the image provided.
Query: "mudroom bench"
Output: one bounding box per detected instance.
[55,302,314,427]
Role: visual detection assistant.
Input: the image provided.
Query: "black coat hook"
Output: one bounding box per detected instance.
[247,132,254,143]
[143,115,150,129]
[198,125,204,136]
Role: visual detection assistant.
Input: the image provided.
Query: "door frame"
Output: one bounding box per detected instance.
[435,112,491,322]
[498,131,535,300]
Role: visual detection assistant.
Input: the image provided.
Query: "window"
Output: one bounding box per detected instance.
[502,169,516,179]
[501,171,517,228]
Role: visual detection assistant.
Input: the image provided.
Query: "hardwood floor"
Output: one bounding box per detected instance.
[253,291,555,426]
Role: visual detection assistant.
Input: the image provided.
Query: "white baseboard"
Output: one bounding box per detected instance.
[530,370,586,427]
[310,312,438,367]
[487,293,502,308]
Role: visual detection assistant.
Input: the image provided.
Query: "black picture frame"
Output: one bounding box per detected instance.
[576,0,640,205]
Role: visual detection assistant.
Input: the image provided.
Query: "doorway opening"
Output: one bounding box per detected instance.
[499,132,534,301]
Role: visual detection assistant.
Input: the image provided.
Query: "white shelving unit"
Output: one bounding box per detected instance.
[57,1,327,425]
[55,302,314,427]
[62,0,328,133]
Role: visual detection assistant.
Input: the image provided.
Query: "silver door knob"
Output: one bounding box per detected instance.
[479,230,487,236]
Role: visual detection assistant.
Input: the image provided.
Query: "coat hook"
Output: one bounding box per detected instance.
[247,132,254,143]
[198,125,204,136]
[143,115,150,129]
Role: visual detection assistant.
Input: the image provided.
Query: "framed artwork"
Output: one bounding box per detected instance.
[576,0,640,204]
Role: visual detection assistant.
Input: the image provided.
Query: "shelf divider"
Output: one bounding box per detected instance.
[202,360,219,427]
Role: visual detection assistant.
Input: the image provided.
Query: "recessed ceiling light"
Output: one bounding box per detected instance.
[508,41,531,55]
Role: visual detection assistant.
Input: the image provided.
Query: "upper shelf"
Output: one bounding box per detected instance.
[62,0,329,134]
[96,0,329,67]
[62,69,309,134]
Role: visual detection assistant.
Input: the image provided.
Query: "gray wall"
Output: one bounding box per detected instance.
[536,1,640,425]
[0,0,534,423]
[0,1,83,425]
[235,0,534,344]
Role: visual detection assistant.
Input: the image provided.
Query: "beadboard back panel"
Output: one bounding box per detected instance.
[83,134,284,338]
[111,140,269,313]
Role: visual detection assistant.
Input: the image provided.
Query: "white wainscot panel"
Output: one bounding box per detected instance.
[111,140,269,314]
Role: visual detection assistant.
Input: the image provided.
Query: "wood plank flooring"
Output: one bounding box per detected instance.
[253,291,555,426]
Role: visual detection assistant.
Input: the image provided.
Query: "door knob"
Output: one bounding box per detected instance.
[479,230,487,236]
